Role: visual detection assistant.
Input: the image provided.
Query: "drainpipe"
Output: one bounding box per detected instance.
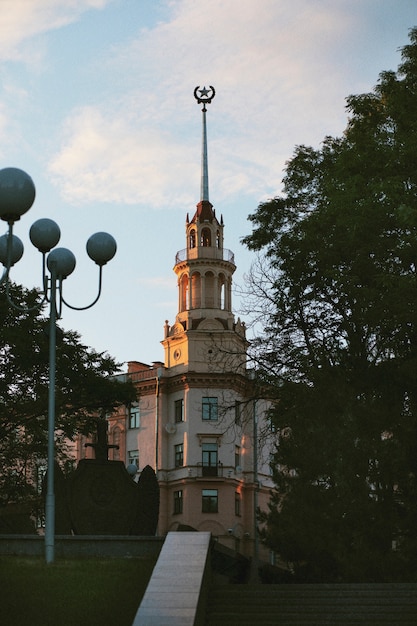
[155,368,162,474]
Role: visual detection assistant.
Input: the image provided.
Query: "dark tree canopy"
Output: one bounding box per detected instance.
[0,283,136,509]
[242,28,417,582]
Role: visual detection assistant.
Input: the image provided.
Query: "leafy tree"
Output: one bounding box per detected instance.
[0,282,136,512]
[242,28,417,582]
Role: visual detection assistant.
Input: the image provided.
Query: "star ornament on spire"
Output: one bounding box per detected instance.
[194,85,215,111]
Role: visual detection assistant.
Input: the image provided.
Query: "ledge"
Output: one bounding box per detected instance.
[0,534,164,559]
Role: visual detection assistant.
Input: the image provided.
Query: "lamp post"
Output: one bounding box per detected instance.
[0,167,117,563]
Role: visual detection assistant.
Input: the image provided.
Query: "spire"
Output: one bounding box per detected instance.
[194,86,215,203]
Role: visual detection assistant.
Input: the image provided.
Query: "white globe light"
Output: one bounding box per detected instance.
[126,463,138,476]
[86,232,117,266]
[0,168,36,223]
[0,233,24,266]
[47,247,76,279]
[30,219,61,253]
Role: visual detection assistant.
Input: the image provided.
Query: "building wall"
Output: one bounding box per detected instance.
[74,163,276,560]
[83,362,276,560]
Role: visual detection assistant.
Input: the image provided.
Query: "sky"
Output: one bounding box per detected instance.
[0,0,416,368]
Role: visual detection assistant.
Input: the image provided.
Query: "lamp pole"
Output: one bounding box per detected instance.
[0,167,117,564]
[45,263,57,562]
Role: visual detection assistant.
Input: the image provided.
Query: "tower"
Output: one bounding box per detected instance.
[81,88,274,559]
[162,86,247,374]
[156,87,269,553]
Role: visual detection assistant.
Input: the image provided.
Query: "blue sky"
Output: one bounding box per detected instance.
[1,0,416,367]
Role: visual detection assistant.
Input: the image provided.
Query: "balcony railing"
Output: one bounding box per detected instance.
[197,462,223,478]
[157,464,250,482]
[175,247,235,265]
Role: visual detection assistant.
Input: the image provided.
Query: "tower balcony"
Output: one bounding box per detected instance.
[175,246,235,266]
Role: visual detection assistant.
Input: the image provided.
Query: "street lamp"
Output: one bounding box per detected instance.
[0,167,117,563]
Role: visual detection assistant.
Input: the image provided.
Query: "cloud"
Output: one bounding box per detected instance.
[48,105,199,206]
[0,0,109,61]
[45,0,407,209]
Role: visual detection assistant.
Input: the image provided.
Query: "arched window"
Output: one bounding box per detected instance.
[191,272,201,308]
[216,230,221,248]
[218,273,226,309]
[189,229,196,249]
[205,271,215,307]
[180,274,189,311]
[201,228,211,247]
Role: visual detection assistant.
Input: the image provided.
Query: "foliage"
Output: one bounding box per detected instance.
[0,283,136,509]
[242,28,417,582]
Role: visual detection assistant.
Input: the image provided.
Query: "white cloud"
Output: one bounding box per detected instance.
[0,0,109,61]
[50,0,360,207]
[45,0,410,210]
[48,105,198,207]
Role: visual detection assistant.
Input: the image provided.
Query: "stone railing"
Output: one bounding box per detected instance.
[175,246,235,265]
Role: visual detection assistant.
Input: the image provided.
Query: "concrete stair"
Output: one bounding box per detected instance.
[205,583,417,625]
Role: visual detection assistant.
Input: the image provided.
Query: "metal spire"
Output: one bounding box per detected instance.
[194,86,215,202]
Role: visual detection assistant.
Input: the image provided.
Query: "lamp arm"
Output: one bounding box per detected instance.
[5,278,47,313]
[0,265,8,286]
[4,248,49,313]
[0,223,14,286]
[41,253,50,300]
[61,265,104,312]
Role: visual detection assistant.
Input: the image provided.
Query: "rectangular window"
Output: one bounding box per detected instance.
[235,445,240,469]
[112,427,121,461]
[174,443,183,467]
[234,400,241,426]
[202,443,218,476]
[128,449,139,468]
[202,489,218,513]
[235,491,241,516]
[174,490,183,514]
[129,403,140,429]
[202,397,218,421]
[175,399,184,423]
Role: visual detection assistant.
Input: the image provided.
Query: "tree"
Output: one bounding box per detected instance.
[0,282,136,514]
[242,28,417,582]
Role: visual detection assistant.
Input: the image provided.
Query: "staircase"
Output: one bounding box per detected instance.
[205,583,417,625]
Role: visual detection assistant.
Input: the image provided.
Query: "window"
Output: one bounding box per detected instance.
[201,227,211,247]
[129,403,140,429]
[235,445,240,469]
[234,400,241,426]
[175,399,184,423]
[235,491,241,516]
[189,229,196,249]
[128,449,139,468]
[174,443,183,467]
[174,490,183,514]
[112,427,121,460]
[202,489,218,513]
[202,397,218,421]
[202,443,218,476]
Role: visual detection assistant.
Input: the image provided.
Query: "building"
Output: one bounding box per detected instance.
[78,87,274,559]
